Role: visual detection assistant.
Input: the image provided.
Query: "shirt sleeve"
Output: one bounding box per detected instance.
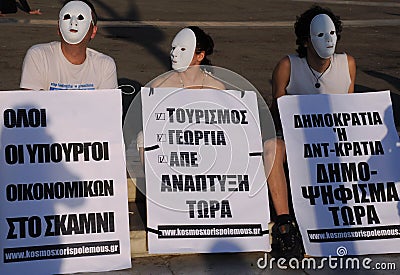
[20,46,46,90]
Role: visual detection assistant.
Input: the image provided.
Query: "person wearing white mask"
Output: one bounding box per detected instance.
[264,5,356,260]
[151,26,225,89]
[20,0,117,90]
[137,26,224,164]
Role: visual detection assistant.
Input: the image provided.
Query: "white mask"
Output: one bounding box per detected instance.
[310,14,337,59]
[170,28,196,72]
[59,1,93,45]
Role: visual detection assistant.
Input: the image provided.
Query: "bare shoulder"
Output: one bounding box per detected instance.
[274,56,291,73]
[204,74,226,90]
[150,72,180,88]
[272,56,291,83]
[272,56,291,98]
[346,54,356,68]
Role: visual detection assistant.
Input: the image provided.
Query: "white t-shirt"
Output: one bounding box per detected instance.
[20,41,118,90]
[286,53,351,95]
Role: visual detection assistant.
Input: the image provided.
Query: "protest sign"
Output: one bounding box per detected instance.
[141,87,270,254]
[278,91,400,256]
[0,90,131,274]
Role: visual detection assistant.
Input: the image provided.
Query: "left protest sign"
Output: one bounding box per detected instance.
[0,90,131,274]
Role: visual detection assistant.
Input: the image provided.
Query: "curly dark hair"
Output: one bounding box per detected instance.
[294,5,342,58]
[187,26,215,65]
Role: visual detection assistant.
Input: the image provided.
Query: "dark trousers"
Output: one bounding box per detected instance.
[0,0,32,14]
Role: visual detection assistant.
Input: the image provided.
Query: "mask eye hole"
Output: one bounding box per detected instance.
[330,31,335,35]
[317,33,324,37]
[78,14,85,20]
[63,14,71,20]
[181,48,186,51]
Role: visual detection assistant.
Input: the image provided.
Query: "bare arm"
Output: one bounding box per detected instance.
[347,54,356,93]
[270,56,291,132]
[272,56,291,100]
[19,0,41,14]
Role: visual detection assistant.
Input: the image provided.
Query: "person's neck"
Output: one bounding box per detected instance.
[306,55,331,73]
[61,41,87,65]
[179,66,203,85]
